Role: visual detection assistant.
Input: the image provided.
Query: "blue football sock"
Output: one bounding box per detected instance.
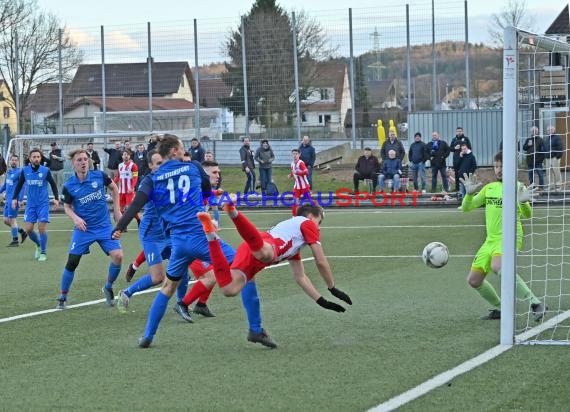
[213,208,220,225]
[105,262,121,289]
[39,232,48,253]
[10,227,18,240]
[143,291,170,340]
[176,272,189,303]
[241,281,262,333]
[28,231,40,246]
[60,269,75,299]
[125,274,157,298]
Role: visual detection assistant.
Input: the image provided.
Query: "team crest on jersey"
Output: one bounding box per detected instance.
[38,173,43,178]
[91,181,98,189]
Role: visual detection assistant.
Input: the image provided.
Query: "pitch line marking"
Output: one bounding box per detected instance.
[369,310,570,412]
[0,258,313,325]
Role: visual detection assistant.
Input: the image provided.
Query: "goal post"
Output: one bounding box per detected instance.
[502,26,570,345]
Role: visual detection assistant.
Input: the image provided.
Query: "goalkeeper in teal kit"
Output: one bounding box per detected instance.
[459,151,547,321]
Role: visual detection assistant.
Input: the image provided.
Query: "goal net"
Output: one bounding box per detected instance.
[502,27,570,345]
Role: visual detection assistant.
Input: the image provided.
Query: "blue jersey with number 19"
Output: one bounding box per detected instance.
[140,159,208,236]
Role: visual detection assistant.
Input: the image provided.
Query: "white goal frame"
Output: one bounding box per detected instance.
[502,26,570,345]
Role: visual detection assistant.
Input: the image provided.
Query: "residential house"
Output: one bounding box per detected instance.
[300,61,352,135]
[26,83,71,134]
[197,77,234,134]
[0,80,18,137]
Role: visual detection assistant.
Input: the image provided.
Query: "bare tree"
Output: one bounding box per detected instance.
[0,0,83,133]
[488,0,535,48]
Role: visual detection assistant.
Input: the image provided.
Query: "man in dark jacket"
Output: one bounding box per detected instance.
[380,130,405,162]
[522,126,545,188]
[190,138,205,163]
[133,144,150,188]
[449,127,472,192]
[544,125,564,191]
[352,147,380,194]
[456,142,477,199]
[86,142,101,170]
[408,132,429,192]
[239,137,256,193]
[254,139,275,193]
[426,131,450,192]
[299,135,316,189]
[104,141,123,181]
[48,142,65,198]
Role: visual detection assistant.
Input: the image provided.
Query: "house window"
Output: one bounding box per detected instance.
[318,114,331,125]
[318,114,323,124]
[3,107,9,118]
[324,114,331,124]
[320,88,329,100]
[301,113,307,122]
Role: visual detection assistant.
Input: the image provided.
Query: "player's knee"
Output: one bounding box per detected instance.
[65,254,82,272]
[467,273,482,288]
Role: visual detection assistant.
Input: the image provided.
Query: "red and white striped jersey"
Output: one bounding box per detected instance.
[290,159,310,190]
[267,216,320,262]
[115,160,138,193]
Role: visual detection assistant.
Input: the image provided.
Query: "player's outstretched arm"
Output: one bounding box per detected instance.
[309,243,352,306]
[113,190,148,235]
[288,259,345,312]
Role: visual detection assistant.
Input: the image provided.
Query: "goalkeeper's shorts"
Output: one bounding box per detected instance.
[471,237,522,274]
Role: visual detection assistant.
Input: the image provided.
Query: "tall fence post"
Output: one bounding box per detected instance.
[147,22,153,132]
[464,0,470,107]
[101,26,107,134]
[241,16,249,137]
[406,4,412,112]
[292,12,301,141]
[194,19,201,140]
[431,0,437,110]
[14,32,20,135]
[58,29,64,134]
[349,8,356,149]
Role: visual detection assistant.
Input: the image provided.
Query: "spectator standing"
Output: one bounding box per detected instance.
[147,135,158,152]
[449,127,472,192]
[426,131,451,192]
[299,135,316,189]
[254,139,275,193]
[380,129,405,162]
[133,144,150,186]
[456,142,477,199]
[190,138,205,163]
[544,125,564,191]
[104,141,123,181]
[352,147,380,193]
[48,142,65,198]
[522,126,545,188]
[408,132,429,193]
[239,137,256,194]
[86,142,101,170]
[377,149,402,192]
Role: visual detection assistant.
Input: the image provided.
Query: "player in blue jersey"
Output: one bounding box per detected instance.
[0,154,27,246]
[112,134,235,348]
[116,150,173,313]
[12,148,59,261]
[56,149,123,309]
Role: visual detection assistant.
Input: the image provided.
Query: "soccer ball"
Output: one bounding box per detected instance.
[422,242,449,269]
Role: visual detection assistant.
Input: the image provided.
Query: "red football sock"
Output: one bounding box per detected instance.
[182,280,209,306]
[292,203,298,216]
[133,250,146,268]
[231,212,264,251]
[198,285,214,304]
[208,240,233,288]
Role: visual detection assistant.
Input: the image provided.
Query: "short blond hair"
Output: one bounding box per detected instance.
[68,148,88,160]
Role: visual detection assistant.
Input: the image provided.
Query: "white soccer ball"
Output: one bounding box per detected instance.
[422,241,449,269]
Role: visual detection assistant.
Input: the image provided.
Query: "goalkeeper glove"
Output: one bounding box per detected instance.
[316,297,345,312]
[459,173,482,195]
[518,183,538,203]
[329,286,352,305]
